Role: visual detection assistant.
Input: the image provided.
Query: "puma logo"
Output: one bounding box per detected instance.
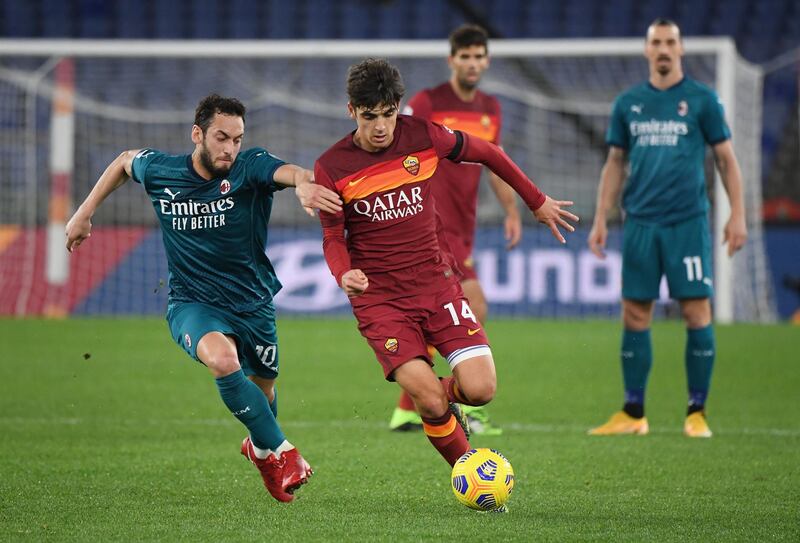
[467,328,481,336]
[631,104,643,114]
[163,188,181,200]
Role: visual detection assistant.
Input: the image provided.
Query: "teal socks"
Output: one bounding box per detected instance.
[686,325,715,409]
[215,370,285,450]
[621,329,652,406]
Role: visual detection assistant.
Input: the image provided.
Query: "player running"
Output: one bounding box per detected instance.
[391,24,519,436]
[65,94,343,501]
[587,20,747,438]
[316,59,578,470]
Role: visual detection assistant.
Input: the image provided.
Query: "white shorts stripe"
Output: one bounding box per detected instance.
[446,345,492,369]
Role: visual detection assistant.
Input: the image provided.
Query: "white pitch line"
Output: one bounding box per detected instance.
[1,417,799,437]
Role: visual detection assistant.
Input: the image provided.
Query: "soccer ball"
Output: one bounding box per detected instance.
[451,448,515,511]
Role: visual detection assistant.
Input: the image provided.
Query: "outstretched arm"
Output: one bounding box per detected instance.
[486,170,521,249]
[273,164,342,217]
[588,146,626,259]
[712,140,747,256]
[458,135,579,243]
[65,149,138,252]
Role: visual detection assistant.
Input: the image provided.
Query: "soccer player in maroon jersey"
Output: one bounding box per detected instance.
[315,58,578,470]
[393,24,517,435]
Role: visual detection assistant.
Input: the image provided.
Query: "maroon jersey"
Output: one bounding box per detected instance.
[404,83,502,248]
[316,115,466,303]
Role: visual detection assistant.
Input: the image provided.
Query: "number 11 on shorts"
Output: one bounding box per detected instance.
[683,255,703,281]
[443,301,477,326]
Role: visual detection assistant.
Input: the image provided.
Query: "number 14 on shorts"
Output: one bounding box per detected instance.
[443,301,477,326]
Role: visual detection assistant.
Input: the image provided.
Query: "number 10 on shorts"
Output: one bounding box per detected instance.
[443,301,477,326]
[683,256,703,281]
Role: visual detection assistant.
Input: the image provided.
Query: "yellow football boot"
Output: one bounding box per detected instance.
[588,410,649,435]
[684,411,713,438]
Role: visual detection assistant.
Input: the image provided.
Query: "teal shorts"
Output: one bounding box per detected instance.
[165,301,279,379]
[622,214,714,301]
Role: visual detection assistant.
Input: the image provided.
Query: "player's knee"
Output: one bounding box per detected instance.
[414,392,449,419]
[681,304,712,328]
[206,353,241,377]
[461,379,496,406]
[623,304,652,330]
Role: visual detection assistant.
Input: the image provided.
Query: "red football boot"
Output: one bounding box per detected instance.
[280,448,313,494]
[240,437,294,502]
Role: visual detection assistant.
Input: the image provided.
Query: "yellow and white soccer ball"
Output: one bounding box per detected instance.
[451,448,515,511]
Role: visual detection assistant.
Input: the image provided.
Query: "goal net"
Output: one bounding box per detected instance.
[0,39,775,321]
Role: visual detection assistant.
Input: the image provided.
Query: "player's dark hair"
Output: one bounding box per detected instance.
[449,24,489,56]
[648,18,681,37]
[346,58,405,110]
[194,94,246,133]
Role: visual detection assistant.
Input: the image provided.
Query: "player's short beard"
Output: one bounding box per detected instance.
[656,56,672,76]
[199,140,231,178]
[457,74,479,91]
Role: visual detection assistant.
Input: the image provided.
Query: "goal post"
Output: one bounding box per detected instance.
[0,38,775,322]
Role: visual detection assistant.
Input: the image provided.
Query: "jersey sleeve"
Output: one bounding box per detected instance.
[130,149,163,185]
[699,91,732,145]
[402,90,433,120]
[315,161,351,285]
[245,148,287,192]
[605,96,629,149]
[426,121,464,161]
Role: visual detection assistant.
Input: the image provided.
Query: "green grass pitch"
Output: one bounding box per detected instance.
[1,318,798,541]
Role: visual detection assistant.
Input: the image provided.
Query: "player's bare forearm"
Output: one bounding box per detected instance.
[277,164,343,216]
[66,150,137,252]
[593,147,626,222]
[713,140,748,255]
[274,164,313,187]
[487,171,521,248]
[487,171,518,216]
[588,147,625,258]
[713,141,745,218]
[76,150,135,217]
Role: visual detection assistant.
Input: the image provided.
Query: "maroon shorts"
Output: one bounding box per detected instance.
[352,280,491,380]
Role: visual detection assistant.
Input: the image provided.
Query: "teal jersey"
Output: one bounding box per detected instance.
[606,77,731,225]
[131,147,286,313]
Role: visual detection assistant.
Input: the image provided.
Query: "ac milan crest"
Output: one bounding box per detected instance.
[402,155,420,176]
[677,100,689,117]
[184,333,192,347]
[220,179,231,194]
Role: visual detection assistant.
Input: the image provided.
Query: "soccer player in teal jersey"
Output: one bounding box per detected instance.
[587,20,748,438]
[65,94,343,500]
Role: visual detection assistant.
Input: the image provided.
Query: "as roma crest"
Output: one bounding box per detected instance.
[402,155,420,176]
[384,338,399,352]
